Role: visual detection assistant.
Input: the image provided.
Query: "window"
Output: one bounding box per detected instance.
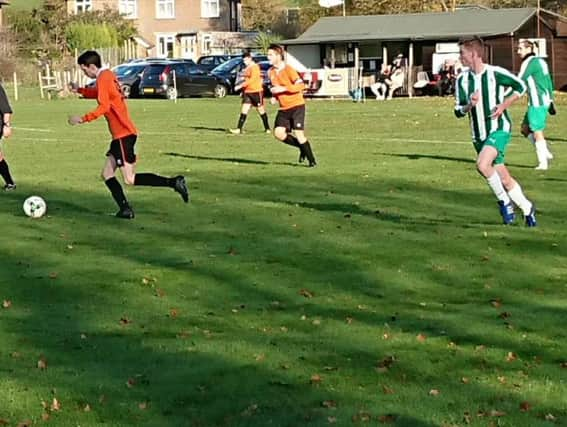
[157,34,175,57]
[156,0,175,19]
[201,35,212,54]
[119,0,137,19]
[201,0,219,18]
[75,0,92,13]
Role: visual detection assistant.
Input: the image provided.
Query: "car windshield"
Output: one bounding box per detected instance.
[211,57,241,73]
[114,64,147,77]
[144,64,168,76]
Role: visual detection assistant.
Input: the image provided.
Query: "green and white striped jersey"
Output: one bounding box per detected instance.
[455,65,526,142]
[518,55,554,107]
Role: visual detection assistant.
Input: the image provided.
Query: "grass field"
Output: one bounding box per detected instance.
[1,91,566,427]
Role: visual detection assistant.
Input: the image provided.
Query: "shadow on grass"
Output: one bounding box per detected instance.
[378,152,532,169]
[187,125,230,133]
[165,151,299,168]
[1,174,565,426]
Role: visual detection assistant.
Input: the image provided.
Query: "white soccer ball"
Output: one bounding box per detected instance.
[23,196,47,218]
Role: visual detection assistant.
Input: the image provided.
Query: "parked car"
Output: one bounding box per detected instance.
[138,61,229,99]
[196,55,231,72]
[112,62,149,98]
[210,55,268,94]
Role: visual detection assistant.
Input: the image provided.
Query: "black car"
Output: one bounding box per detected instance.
[112,63,149,98]
[138,61,229,99]
[196,55,231,72]
[210,55,268,94]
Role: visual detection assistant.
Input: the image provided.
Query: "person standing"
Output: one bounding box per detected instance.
[454,37,536,226]
[0,83,16,191]
[68,50,189,219]
[517,39,555,170]
[229,51,271,134]
[267,44,316,167]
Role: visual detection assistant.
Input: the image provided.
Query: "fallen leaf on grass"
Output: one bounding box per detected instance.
[310,374,322,385]
[16,420,32,427]
[505,352,517,362]
[41,412,50,421]
[119,317,132,325]
[126,378,136,388]
[227,246,237,255]
[490,299,502,308]
[37,357,47,370]
[49,272,58,279]
[83,404,91,412]
[345,316,353,324]
[489,410,506,417]
[417,333,427,342]
[378,414,396,424]
[560,361,567,368]
[11,352,21,359]
[139,402,148,410]
[429,389,440,396]
[376,356,395,372]
[544,413,556,421]
[498,312,512,319]
[51,398,61,411]
[2,300,11,309]
[299,289,314,298]
[352,411,371,422]
[254,353,265,362]
[327,416,337,424]
[382,333,391,340]
[461,377,470,384]
[519,401,531,412]
[321,400,337,408]
[240,404,258,417]
[382,385,395,394]
[169,308,178,318]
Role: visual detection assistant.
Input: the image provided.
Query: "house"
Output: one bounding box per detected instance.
[64,0,256,60]
[283,7,567,95]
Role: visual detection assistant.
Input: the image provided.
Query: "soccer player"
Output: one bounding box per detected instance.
[516,39,555,170]
[68,50,189,219]
[229,51,270,134]
[454,37,536,227]
[0,82,16,191]
[267,44,316,167]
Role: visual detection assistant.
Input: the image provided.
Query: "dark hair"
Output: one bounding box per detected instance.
[77,50,102,68]
[242,50,252,59]
[520,39,538,51]
[458,36,485,58]
[268,44,285,60]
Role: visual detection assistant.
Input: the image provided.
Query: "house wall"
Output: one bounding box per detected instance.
[66,0,240,57]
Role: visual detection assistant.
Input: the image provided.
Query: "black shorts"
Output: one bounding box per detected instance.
[242,92,263,107]
[107,134,137,166]
[274,105,306,132]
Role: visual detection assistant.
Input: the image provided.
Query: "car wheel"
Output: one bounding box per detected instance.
[121,84,131,98]
[166,87,178,100]
[214,84,227,98]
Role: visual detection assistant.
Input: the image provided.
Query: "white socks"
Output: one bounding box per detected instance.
[486,172,511,204]
[508,183,533,215]
[530,133,553,170]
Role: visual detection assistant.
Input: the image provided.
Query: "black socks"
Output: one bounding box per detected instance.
[237,113,247,130]
[260,113,270,131]
[0,159,14,185]
[105,177,129,209]
[134,173,174,187]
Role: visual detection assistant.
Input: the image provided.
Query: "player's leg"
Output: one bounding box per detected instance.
[291,106,316,167]
[0,150,15,190]
[256,94,270,133]
[229,100,252,134]
[477,138,514,224]
[495,163,536,227]
[102,153,134,219]
[116,136,189,203]
[526,106,552,170]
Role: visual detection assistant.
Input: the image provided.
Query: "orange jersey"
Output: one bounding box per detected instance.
[268,64,305,110]
[241,63,263,93]
[79,69,137,140]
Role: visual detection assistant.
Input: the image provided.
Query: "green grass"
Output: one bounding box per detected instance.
[1,91,566,427]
